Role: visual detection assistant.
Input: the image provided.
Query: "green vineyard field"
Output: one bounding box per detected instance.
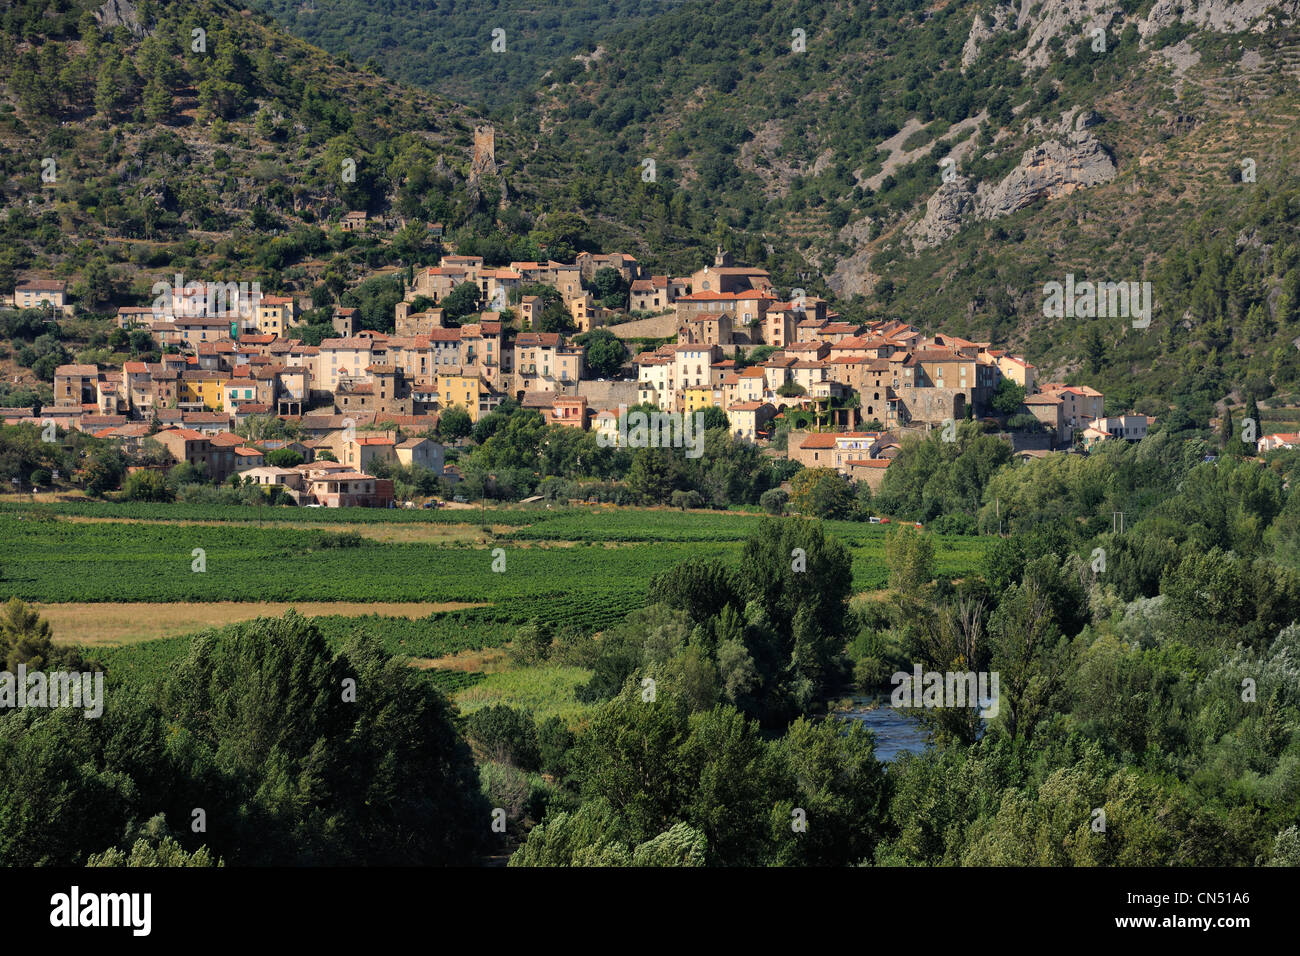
[2,507,989,603]
[6,506,992,702]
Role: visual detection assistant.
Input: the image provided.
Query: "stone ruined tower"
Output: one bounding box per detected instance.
[471,125,497,180]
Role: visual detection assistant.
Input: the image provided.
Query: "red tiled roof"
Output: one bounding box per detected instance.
[160,427,206,440]
[800,435,837,449]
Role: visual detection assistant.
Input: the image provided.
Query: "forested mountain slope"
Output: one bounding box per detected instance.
[518,0,1300,419]
[8,0,1300,422]
[0,0,491,301]
[247,0,686,105]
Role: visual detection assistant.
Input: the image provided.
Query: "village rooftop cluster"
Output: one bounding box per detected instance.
[3,246,1141,505]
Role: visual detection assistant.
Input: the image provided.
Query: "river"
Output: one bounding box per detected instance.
[833,693,930,762]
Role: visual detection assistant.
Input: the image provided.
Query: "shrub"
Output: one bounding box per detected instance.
[122,469,174,502]
[853,656,892,691]
[313,530,365,549]
[537,716,576,778]
[670,490,704,511]
[759,488,788,515]
[465,705,541,771]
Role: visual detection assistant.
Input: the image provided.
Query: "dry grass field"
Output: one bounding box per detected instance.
[38,601,488,645]
[51,515,502,544]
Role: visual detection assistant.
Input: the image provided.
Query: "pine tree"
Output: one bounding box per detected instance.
[114,57,142,107]
[1245,394,1262,449]
[0,598,81,671]
[94,58,118,117]
[78,11,101,55]
[1083,324,1106,374]
[143,74,172,124]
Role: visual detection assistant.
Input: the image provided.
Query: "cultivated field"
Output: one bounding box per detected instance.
[3,502,994,715]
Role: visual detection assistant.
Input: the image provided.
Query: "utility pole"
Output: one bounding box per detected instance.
[1112,510,1125,534]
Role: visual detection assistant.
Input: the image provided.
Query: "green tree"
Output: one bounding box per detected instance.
[122,469,173,502]
[737,519,854,697]
[81,257,116,309]
[885,525,935,593]
[769,717,889,866]
[508,799,631,866]
[627,447,681,503]
[143,74,172,123]
[573,328,627,378]
[589,266,628,308]
[648,557,741,625]
[1244,394,1262,450]
[574,692,691,845]
[679,705,780,864]
[1219,405,1234,450]
[789,467,853,518]
[265,448,304,468]
[1083,325,1106,374]
[87,815,222,867]
[465,705,541,770]
[988,578,1068,742]
[437,406,472,441]
[631,822,707,866]
[990,378,1026,416]
[88,837,222,867]
[0,599,74,671]
[84,448,126,495]
[698,406,730,431]
[161,612,488,864]
[440,282,481,323]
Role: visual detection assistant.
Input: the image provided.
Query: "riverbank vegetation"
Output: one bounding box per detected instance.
[2,429,1299,865]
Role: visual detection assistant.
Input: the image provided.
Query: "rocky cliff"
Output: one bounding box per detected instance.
[905,111,1117,252]
[962,0,1300,69]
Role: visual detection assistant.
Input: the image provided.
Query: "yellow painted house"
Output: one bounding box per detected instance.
[255,295,296,336]
[682,386,718,414]
[180,375,229,411]
[437,371,485,422]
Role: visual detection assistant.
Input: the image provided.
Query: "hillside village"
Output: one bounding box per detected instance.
[1,244,1141,506]
[6,0,1300,886]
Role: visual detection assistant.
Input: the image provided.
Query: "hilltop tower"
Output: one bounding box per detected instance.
[471,125,497,179]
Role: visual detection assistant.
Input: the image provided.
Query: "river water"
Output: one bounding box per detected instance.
[833,693,930,762]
